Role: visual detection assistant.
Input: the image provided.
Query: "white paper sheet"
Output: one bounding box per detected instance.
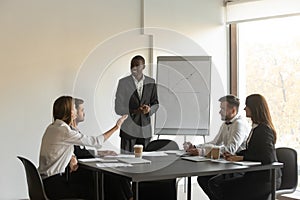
[78,158,118,163]
[181,156,210,162]
[142,151,168,156]
[210,159,261,166]
[104,154,135,158]
[118,157,151,164]
[96,163,133,168]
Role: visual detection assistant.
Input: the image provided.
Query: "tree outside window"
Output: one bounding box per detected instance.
[238,16,300,175]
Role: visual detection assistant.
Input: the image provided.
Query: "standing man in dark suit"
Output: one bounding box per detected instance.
[115,55,159,153]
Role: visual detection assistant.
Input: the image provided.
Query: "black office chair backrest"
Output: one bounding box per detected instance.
[276,147,298,196]
[17,156,49,200]
[145,139,179,151]
[18,156,86,200]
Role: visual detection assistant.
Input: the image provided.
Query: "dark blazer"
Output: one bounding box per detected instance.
[115,75,159,139]
[238,123,282,182]
[210,123,282,200]
[74,145,94,159]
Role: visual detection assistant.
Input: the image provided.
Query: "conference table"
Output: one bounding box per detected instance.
[79,153,282,200]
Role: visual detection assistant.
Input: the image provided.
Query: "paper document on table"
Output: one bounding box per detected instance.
[78,158,118,163]
[104,154,135,158]
[233,161,262,166]
[210,159,232,164]
[142,151,168,156]
[210,159,261,166]
[96,163,133,168]
[78,158,102,162]
[118,157,151,164]
[174,150,191,157]
[164,150,184,154]
[181,156,210,162]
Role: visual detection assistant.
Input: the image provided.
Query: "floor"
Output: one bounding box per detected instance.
[177,178,300,200]
[278,189,300,200]
[177,177,209,200]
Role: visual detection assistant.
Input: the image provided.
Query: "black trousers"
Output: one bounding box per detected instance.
[133,179,177,200]
[197,174,244,200]
[104,173,133,200]
[120,137,151,153]
[71,168,133,200]
[43,172,92,199]
[197,175,216,200]
[44,169,133,200]
[208,173,281,200]
[73,145,132,200]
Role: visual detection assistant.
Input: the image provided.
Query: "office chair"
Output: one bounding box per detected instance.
[17,156,83,200]
[144,139,179,152]
[275,147,298,198]
[134,139,179,200]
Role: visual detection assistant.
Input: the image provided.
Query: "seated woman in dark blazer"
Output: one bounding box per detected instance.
[208,94,282,200]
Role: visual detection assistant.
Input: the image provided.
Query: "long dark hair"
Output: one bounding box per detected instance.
[246,94,277,143]
[53,96,74,125]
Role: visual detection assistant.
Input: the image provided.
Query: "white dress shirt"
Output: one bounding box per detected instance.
[246,123,258,147]
[132,75,145,99]
[198,114,251,154]
[38,119,104,179]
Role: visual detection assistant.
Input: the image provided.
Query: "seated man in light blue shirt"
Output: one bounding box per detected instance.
[183,95,250,200]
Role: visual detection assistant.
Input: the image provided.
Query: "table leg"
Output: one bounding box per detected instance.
[271,169,276,200]
[135,182,139,200]
[100,172,104,200]
[187,177,191,200]
[94,171,99,200]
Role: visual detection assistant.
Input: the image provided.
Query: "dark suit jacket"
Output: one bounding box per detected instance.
[237,123,282,182]
[115,75,159,139]
[214,123,282,200]
[74,145,94,159]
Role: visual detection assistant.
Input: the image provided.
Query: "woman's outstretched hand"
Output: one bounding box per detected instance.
[116,115,128,128]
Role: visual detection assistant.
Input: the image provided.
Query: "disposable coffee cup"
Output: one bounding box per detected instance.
[203,144,213,158]
[210,146,221,159]
[134,144,143,158]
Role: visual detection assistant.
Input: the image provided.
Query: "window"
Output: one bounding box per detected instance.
[234,15,300,186]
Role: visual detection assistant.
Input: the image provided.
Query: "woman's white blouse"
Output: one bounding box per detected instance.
[38,119,104,179]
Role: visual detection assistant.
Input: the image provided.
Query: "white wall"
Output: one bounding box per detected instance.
[0,0,227,199]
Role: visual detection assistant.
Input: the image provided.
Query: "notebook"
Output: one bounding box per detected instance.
[117,157,151,164]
